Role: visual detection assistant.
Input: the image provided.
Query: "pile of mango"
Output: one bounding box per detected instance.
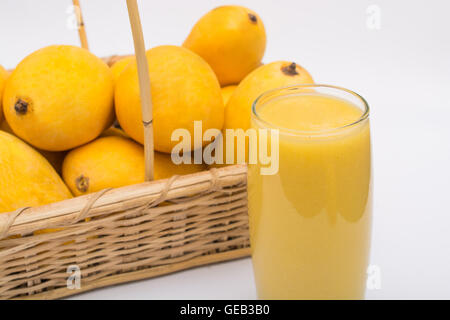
[0,5,313,213]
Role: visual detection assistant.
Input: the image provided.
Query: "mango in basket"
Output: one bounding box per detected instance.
[0,65,9,122]
[225,61,314,132]
[220,61,314,164]
[0,130,72,213]
[152,150,206,181]
[62,136,206,196]
[221,85,237,105]
[183,5,266,86]
[115,45,224,153]
[0,119,66,175]
[3,45,114,152]
[110,56,134,82]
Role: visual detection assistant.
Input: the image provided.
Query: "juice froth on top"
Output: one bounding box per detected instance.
[256,93,363,132]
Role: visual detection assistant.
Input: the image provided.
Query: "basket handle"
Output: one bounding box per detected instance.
[72,0,89,50]
[73,0,155,181]
[126,0,155,181]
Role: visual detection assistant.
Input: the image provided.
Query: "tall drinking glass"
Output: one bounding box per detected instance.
[248,85,372,299]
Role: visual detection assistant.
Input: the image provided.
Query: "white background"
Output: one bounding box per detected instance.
[1,0,449,299]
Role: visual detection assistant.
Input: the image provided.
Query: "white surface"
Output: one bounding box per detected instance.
[1,0,450,299]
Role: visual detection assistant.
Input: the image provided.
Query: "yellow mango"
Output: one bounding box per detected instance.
[3,45,114,151]
[0,65,8,122]
[183,5,266,86]
[0,130,72,213]
[221,85,237,105]
[1,119,66,174]
[152,151,207,181]
[224,61,314,131]
[62,136,206,196]
[221,61,314,165]
[115,45,224,153]
[62,136,145,196]
[110,56,134,82]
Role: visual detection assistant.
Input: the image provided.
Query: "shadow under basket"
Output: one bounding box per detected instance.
[0,164,250,299]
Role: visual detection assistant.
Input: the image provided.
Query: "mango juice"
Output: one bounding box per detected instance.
[248,85,372,299]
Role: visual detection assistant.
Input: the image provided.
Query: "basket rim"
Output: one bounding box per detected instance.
[0,164,247,240]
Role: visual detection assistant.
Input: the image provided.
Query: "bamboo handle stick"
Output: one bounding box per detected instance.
[126,0,154,181]
[72,0,89,50]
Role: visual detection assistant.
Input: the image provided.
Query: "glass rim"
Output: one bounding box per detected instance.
[251,84,370,135]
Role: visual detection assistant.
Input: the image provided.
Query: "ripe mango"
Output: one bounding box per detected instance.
[1,119,66,174]
[0,65,8,122]
[153,151,206,180]
[183,6,266,86]
[115,45,224,153]
[62,136,206,196]
[3,45,114,152]
[224,61,314,131]
[111,56,134,82]
[221,61,314,165]
[62,136,145,196]
[0,130,72,213]
[221,85,237,105]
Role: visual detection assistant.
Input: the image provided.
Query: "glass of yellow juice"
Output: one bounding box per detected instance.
[248,84,372,300]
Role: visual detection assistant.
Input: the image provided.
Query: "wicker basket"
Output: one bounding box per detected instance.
[0,2,250,299]
[0,164,249,300]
